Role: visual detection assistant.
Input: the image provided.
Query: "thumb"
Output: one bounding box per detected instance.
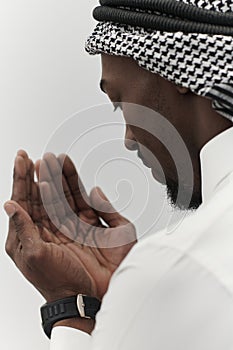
[90,187,129,228]
[4,200,41,248]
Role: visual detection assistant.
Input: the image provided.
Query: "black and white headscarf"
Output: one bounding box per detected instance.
[85,0,233,122]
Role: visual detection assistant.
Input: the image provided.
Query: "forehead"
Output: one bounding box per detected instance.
[100,53,156,92]
[101,53,145,77]
[101,52,135,67]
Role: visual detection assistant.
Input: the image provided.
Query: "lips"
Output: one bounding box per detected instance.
[137,151,166,184]
[137,151,151,169]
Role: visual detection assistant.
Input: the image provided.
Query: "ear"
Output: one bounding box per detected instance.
[176,86,189,95]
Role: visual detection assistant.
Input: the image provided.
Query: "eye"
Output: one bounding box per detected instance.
[113,102,123,112]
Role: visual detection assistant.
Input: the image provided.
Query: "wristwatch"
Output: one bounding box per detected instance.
[40,294,101,338]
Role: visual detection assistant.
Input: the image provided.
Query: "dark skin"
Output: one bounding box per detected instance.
[100,54,232,209]
[4,150,136,333]
[4,53,233,334]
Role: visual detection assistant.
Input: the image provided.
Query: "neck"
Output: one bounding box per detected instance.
[195,96,233,150]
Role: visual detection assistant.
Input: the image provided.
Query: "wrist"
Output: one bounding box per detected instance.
[53,317,95,335]
[40,295,101,338]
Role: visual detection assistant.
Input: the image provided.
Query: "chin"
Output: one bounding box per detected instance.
[151,167,167,185]
[166,178,202,211]
[150,165,202,210]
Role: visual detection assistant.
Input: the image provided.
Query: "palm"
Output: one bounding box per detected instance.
[36,227,134,301]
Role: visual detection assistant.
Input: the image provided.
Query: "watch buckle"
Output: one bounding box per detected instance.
[77,294,91,319]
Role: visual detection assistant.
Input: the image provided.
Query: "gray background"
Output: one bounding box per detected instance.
[0,1,182,348]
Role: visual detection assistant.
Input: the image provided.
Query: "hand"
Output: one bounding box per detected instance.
[5,151,137,302]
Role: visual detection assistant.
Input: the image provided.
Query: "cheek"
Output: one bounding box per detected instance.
[130,126,166,161]
[130,125,178,179]
[122,103,179,176]
[123,104,168,158]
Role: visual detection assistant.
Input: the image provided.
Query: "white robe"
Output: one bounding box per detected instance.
[50,127,233,350]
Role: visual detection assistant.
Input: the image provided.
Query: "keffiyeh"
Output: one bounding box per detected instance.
[85,0,233,121]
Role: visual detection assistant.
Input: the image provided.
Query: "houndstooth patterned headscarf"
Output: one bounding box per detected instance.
[85,0,233,122]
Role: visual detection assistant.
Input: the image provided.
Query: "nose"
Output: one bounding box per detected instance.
[124,125,138,151]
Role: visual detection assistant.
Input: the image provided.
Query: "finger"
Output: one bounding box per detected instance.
[44,154,77,213]
[37,184,52,231]
[26,157,35,217]
[35,159,41,182]
[32,178,60,234]
[40,155,71,218]
[39,182,60,229]
[36,159,78,233]
[11,156,28,211]
[15,151,35,217]
[40,227,61,244]
[33,161,53,230]
[58,154,100,225]
[17,149,29,159]
[31,182,42,225]
[58,154,91,211]
[4,201,41,251]
[5,203,20,259]
[26,158,46,228]
[90,187,129,228]
[40,182,79,243]
[38,157,53,183]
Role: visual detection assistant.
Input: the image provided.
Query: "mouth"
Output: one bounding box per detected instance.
[137,151,166,184]
[137,151,151,169]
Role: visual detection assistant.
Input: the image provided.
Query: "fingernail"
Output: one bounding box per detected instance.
[4,203,16,218]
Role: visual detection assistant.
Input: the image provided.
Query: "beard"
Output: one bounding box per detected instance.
[165,177,202,211]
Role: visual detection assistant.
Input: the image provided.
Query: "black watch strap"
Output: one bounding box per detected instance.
[40,295,101,339]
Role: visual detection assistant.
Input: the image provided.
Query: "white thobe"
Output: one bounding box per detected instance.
[50,127,233,350]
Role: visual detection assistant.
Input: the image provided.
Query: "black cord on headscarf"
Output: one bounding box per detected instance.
[93,0,233,35]
[99,0,233,26]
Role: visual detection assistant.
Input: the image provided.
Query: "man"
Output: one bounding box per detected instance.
[4,0,233,349]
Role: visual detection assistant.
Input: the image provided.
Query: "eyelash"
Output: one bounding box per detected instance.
[113,102,122,112]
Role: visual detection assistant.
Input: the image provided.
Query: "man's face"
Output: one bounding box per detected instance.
[100,53,203,210]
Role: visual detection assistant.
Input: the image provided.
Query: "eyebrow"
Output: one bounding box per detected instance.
[100,79,107,93]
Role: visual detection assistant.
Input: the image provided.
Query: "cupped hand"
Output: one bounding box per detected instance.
[5,151,137,302]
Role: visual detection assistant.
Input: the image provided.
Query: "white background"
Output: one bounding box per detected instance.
[0,1,181,349]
